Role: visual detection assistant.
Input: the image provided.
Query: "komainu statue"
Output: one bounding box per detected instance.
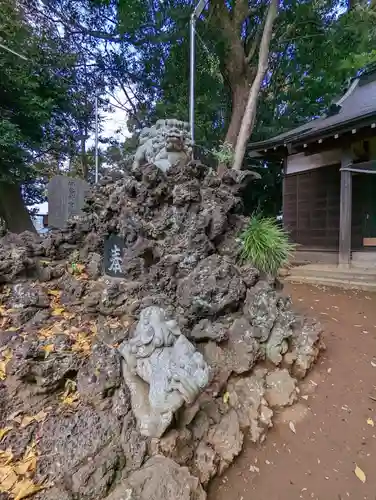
[119,306,210,438]
[132,119,193,173]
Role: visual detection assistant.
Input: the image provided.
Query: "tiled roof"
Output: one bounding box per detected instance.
[249,70,376,151]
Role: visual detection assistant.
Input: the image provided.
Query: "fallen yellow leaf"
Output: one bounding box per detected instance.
[0,449,14,466]
[20,410,48,428]
[41,344,54,358]
[33,410,48,423]
[51,307,65,316]
[367,417,374,427]
[14,445,38,476]
[0,426,12,442]
[0,361,7,381]
[71,332,92,355]
[61,391,79,406]
[223,391,230,404]
[354,464,366,483]
[0,307,15,316]
[0,348,13,381]
[14,456,36,476]
[289,421,296,434]
[63,311,75,320]
[13,478,44,500]
[19,416,34,429]
[0,465,18,493]
[60,379,79,405]
[47,289,61,297]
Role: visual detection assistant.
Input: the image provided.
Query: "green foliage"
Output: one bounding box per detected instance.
[2,0,376,218]
[240,214,295,275]
[211,142,234,167]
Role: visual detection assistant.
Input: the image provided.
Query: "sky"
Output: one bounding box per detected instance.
[32,91,129,215]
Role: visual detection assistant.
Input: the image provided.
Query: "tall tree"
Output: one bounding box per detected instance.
[233,0,279,170]
[0,0,109,231]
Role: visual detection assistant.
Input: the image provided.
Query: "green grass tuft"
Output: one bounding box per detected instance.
[239,214,295,276]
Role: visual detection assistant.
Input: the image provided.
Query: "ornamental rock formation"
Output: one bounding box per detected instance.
[0,149,324,500]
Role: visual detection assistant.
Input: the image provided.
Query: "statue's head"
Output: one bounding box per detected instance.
[130,306,181,358]
[165,132,185,153]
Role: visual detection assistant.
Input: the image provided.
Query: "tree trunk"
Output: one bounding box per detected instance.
[0,182,36,234]
[211,1,255,149]
[224,80,250,147]
[232,0,279,171]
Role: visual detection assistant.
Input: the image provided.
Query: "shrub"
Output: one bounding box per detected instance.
[239,214,295,275]
[211,142,234,167]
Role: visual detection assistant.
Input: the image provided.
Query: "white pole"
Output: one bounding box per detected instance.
[189,1,209,152]
[189,13,196,148]
[95,96,99,184]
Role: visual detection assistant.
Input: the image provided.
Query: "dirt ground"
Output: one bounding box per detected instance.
[208,283,376,500]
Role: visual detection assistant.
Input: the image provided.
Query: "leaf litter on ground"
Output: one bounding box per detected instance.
[0,442,46,499]
[11,410,48,429]
[354,464,366,483]
[0,348,13,381]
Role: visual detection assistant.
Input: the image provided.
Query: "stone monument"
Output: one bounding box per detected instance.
[104,234,126,278]
[132,119,193,173]
[48,175,90,229]
[119,306,210,438]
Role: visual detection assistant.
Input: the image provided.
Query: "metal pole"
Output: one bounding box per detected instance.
[189,13,196,147]
[95,96,99,184]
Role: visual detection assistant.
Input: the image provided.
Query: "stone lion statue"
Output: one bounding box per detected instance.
[132,119,193,173]
[119,306,210,438]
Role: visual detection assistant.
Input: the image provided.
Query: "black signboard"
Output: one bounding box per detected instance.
[104,234,126,278]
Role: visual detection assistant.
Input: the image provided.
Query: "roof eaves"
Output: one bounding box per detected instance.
[249,111,376,152]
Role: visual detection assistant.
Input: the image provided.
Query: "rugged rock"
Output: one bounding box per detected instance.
[227,369,273,443]
[105,456,206,500]
[193,441,218,486]
[286,318,324,379]
[70,444,125,500]
[176,255,246,321]
[37,405,122,483]
[120,413,147,472]
[226,317,261,374]
[190,318,230,343]
[243,282,279,341]
[265,368,297,408]
[198,342,232,397]
[11,283,50,309]
[77,342,122,408]
[264,297,295,365]
[207,409,243,473]
[0,156,323,500]
[150,428,194,466]
[9,334,84,394]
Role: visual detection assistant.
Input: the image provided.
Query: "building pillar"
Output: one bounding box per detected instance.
[339,150,353,267]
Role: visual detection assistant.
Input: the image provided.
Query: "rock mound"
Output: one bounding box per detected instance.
[0,161,324,500]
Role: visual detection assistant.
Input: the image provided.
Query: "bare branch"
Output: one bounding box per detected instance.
[118,80,142,126]
[233,0,279,170]
[245,26,263,64]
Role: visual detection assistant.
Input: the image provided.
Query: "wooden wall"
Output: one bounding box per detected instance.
[286,149,342,175]
[283,164,341,249]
